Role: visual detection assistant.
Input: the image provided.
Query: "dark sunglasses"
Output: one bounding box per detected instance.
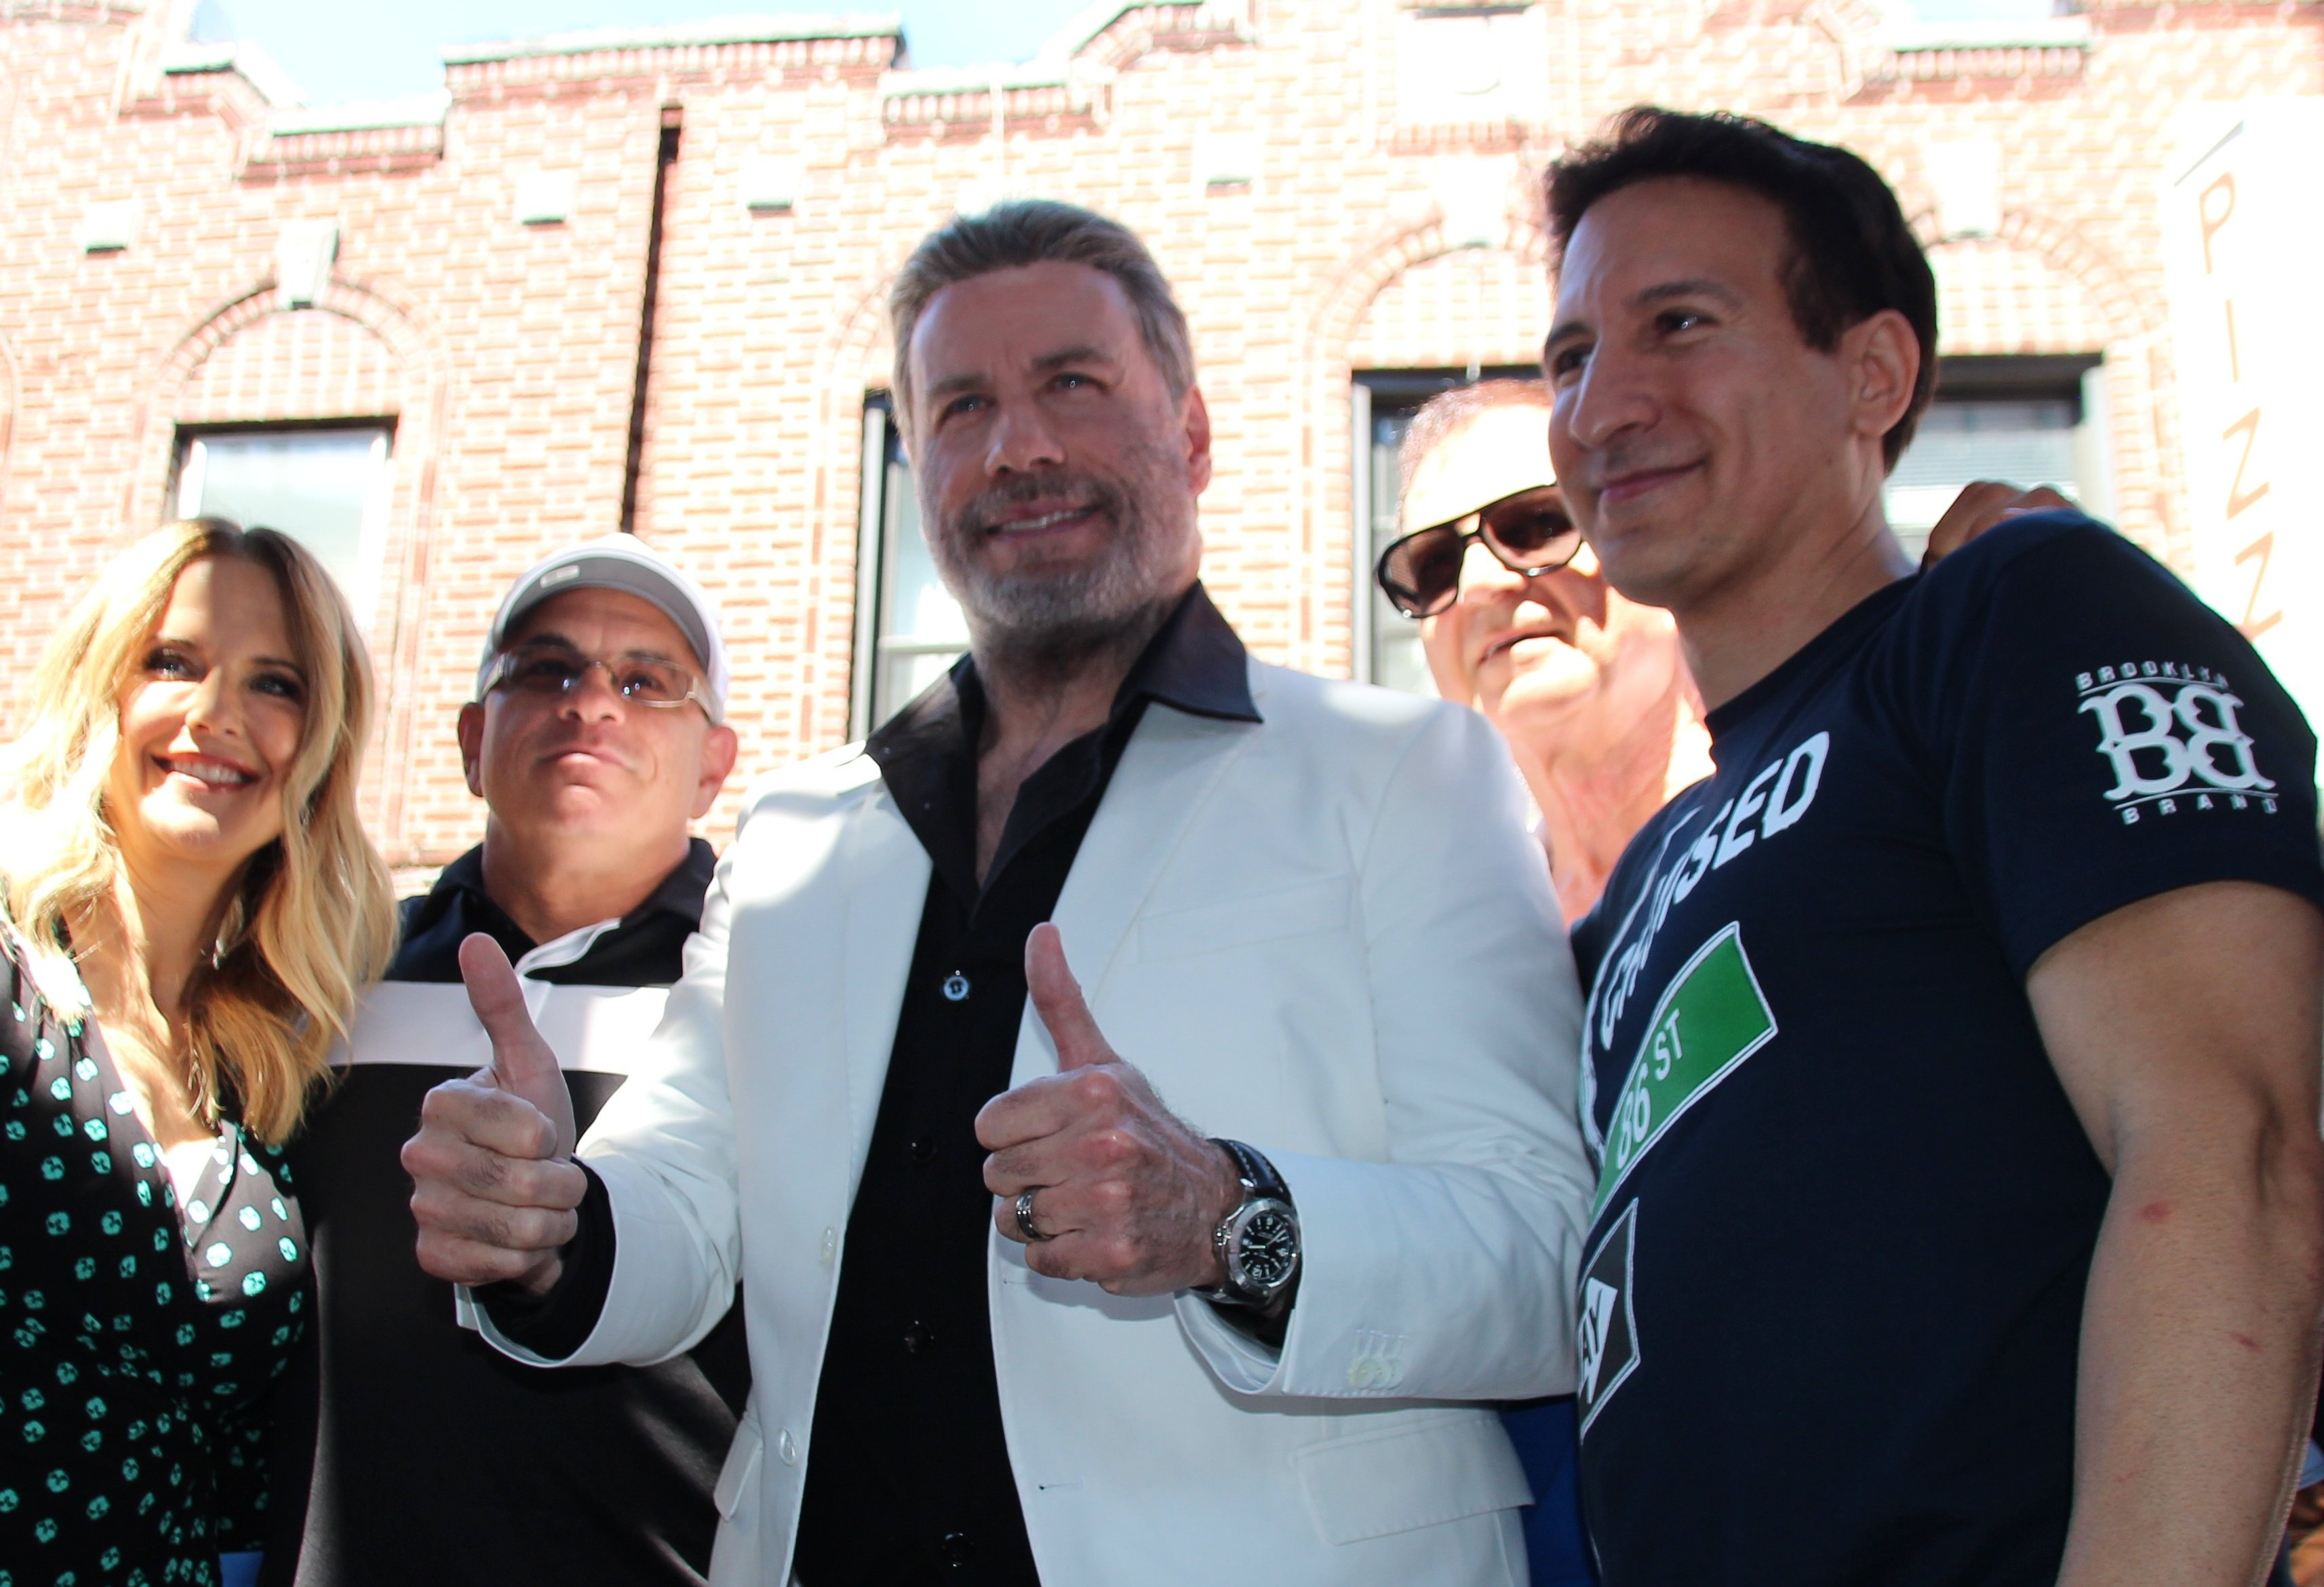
[1374,486,1583,620]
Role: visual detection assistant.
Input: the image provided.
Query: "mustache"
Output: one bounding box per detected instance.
[945,471,1125,538]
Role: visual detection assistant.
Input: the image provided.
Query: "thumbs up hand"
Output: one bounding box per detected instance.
[976,924,1243,1295]
[401,934,589,1295]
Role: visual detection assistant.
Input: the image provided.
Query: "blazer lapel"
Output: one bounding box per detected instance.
[840,782,936,1189]
[1015,703,1259,1085]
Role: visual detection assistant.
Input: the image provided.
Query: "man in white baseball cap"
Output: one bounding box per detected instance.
[262,534,744,1587]
[475,533,732,722]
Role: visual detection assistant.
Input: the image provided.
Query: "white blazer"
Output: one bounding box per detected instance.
[481,659,1594,1586]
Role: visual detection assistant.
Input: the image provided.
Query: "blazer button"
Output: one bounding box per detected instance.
[902,1320,936,1355]
[939,1530,974,1567]
[777,1428,801,1466]
[941,972,970,1002]
[818,1227,837,1266]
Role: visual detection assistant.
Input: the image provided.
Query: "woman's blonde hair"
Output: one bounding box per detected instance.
[0,520,397,1143]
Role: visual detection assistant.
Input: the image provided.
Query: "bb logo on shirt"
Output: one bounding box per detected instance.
[1577,1200,1640,1439]
[2076,663,2279,823]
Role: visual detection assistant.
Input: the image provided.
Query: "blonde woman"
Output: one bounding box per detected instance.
[0,521,395,1585]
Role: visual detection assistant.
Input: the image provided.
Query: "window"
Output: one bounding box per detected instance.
[1351,366,1541,692]
[1885,355,2114,563]
[850,398,968,737]
[173,425,395,621]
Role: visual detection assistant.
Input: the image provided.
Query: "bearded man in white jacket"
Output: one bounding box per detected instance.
[400,200,1595,1587]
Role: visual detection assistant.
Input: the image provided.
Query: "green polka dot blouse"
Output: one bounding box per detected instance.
[1,931,309,1587]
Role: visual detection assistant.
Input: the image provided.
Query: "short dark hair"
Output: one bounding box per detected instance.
[888,200,1194,434]
[1545,106,1938,468]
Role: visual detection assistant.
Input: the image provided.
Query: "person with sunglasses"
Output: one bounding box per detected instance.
[1381,379,1715,926]
[260,536,748,1587]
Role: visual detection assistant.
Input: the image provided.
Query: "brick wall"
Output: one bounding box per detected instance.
[2,0,2317,870]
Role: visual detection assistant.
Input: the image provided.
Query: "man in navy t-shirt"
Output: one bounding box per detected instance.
[1540,107,2324,1585]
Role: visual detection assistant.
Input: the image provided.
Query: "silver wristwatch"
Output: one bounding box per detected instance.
[1193,1138,1301,1308]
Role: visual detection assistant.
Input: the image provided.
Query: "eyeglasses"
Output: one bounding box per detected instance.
[482,644,713,717]
[1374,486,1583,620]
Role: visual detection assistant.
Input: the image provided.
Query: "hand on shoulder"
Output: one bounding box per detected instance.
[1922,482,2077,570]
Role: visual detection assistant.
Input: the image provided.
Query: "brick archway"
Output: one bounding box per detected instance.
[1312,208,1552,392]
[151,279,437,406]
[133,276,445,539]
[815,271,897,431]
[1350,246,1554,372]
[1909,205,2161,348]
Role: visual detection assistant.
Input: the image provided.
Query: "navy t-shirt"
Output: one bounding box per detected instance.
[1569,513,2324,1584]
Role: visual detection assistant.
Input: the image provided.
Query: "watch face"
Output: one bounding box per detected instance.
[1234,1206,1299,1289]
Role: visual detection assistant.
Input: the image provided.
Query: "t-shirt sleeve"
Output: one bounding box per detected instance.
[1901,513,2324,977]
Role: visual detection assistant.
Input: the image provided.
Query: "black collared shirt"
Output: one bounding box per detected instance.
[795,583,1259,1587]
[263,840,753,1587]
[392,841,718,988]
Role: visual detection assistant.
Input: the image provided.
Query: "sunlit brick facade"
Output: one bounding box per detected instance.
[3,0,2317,875]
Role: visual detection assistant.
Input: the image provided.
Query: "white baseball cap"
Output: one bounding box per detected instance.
[476,535,730,721]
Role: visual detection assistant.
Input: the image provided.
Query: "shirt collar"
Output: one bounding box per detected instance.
[1120,581,1262,726]
[427,837,717,943]
[866,580,1259,771]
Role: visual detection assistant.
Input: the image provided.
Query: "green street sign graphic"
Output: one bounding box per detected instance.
[1594,923,1777,1215]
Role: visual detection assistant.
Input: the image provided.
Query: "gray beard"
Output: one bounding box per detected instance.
[925,453,1191,688]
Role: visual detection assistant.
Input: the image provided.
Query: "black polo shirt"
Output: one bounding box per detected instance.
[262,841,751,1587]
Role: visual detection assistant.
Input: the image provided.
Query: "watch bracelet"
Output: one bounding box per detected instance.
[1196,1138,1298,1307]
[1210,1137,1293,1206]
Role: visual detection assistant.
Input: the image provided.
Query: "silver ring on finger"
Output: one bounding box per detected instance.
[1014,1188,1052,1243]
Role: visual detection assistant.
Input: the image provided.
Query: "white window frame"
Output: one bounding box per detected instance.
[850,397,969,738]
[173,424,396,627]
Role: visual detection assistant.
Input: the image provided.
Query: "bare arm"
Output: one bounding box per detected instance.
[2031,881,2324,1587]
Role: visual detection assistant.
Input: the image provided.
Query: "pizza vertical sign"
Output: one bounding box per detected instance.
[2161,100,2324,747]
